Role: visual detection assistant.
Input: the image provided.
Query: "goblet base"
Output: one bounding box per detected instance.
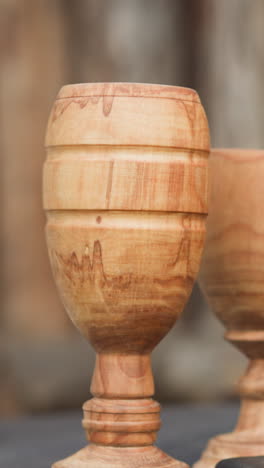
[52,444,189,468]
[193,431,264,468]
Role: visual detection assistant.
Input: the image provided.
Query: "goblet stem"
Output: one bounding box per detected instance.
[53,351,189,468]
[91,354,154,399]
[236,359,264,432]
[85,353,159,447]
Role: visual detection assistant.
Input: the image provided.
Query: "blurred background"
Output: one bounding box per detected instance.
[1,0,264,416]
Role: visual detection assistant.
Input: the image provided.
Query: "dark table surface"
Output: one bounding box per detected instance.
[0,403,239,467]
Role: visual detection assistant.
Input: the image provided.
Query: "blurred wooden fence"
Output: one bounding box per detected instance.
[1,0,263,414]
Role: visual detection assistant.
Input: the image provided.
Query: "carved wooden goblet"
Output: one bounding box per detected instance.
[195,149,264,468]
[43,83,209,468]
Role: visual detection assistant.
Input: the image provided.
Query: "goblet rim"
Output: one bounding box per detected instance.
[56,81,201,104]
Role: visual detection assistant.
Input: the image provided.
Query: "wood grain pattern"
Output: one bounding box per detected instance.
[45,83,209,150]
[44,148,208,213]
[43,83,209,468]
[195,149,264,468]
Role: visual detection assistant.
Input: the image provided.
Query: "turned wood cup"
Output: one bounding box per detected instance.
[43,82,209,468]
[195,149,264,468]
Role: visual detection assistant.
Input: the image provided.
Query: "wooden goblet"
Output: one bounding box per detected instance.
[43,83,209,468]
[195,149,264,468]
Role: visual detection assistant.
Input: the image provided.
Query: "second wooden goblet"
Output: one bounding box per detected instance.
[43,82,209,468]
[195,149,264,468]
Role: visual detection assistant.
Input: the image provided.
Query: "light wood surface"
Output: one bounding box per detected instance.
[44,82,209,468]
[195,149,264,468]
